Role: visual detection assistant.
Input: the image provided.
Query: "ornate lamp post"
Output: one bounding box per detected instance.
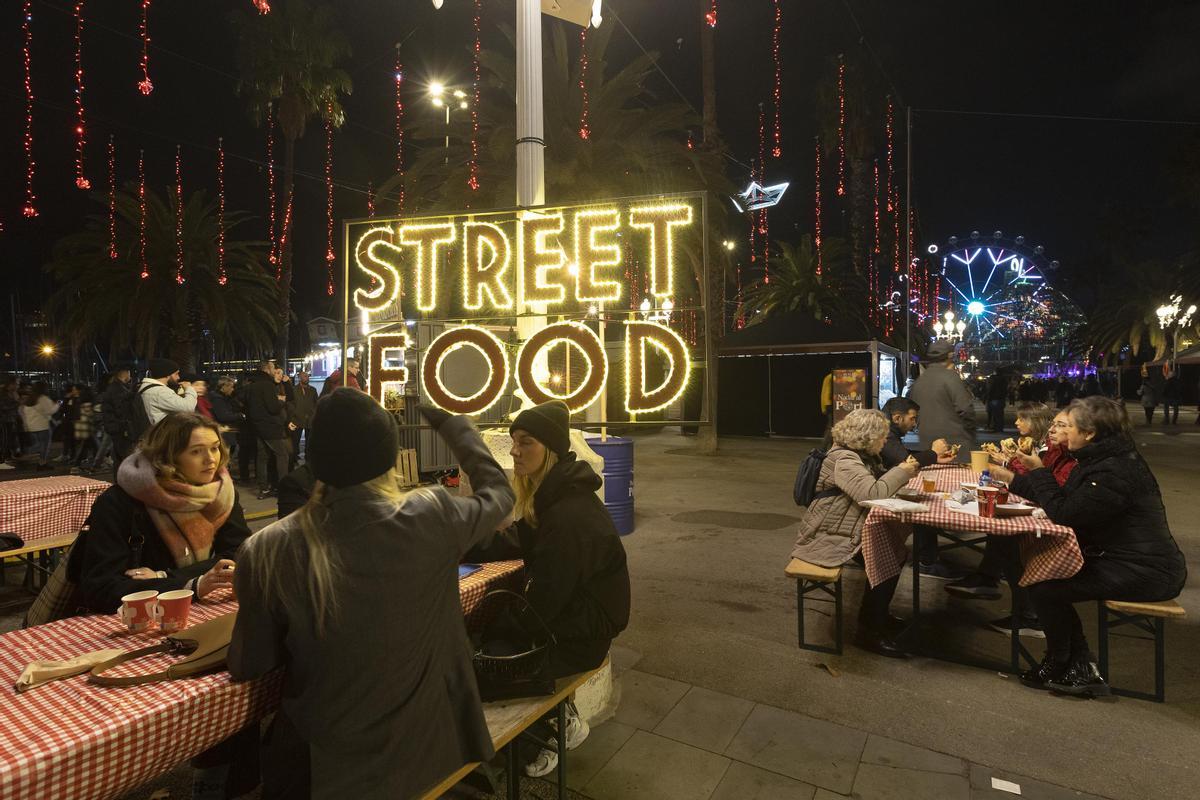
[932,310,966,342]
[1156,294,1197,371]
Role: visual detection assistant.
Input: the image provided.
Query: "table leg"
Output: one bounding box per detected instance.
[507,740,520,799]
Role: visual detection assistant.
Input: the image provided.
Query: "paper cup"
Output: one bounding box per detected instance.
[119,590,159,633]
[977,486,999,518]
[157,589,194,633]
[970,450,990,473]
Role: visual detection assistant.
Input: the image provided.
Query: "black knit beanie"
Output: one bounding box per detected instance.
[510,400,571,457]
[308,388,399,488]
[147,357,179,378]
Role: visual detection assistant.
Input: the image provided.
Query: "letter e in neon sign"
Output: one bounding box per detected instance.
[574,208,622,304]
[519,212,567,305]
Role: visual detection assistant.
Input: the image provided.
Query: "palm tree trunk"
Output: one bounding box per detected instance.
[849,157,870,277]
[277,135,297,364]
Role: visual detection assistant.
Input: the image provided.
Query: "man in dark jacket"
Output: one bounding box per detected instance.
[100,366,134,479]
[243,359,289,499]
[290,370,318,466]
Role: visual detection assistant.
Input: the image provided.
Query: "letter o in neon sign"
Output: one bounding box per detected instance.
[421,326,509,415]
[516,321,608,413]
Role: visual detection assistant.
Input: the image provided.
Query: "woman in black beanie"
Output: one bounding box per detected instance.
[467,400,631,777]
[228,390,514,799]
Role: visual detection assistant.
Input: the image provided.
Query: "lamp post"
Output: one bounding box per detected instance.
[428,83,469,165]
[1156,294,1197,371]
[932,310,966,342]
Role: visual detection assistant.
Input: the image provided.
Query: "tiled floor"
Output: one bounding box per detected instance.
[560,667,1112,800]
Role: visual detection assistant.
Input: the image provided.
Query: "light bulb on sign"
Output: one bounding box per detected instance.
[591,0,603,27]
[432,0,443,8]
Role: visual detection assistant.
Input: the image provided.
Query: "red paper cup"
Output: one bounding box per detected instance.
[119,590,159,633]
[996,485,1010,505]
[978,486,999,518]
[157,589,194,633]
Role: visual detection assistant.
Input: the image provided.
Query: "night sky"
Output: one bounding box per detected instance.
[3,0,1198,353]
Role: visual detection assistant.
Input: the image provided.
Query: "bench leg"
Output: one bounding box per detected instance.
[556,700,567,799]
[1155,617,1166,703]
[506,739,520,799]
[1096,601,1110,681]
[833,575,843,656]
[796,578,806,650]
[796,578,843,655]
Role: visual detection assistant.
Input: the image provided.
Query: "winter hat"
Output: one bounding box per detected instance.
[147,358,180,378]
[510,400,571,458]
[308,388,399,488]
[921,341,957,363]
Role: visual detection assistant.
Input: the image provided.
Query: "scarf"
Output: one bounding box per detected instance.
[117,450,236,567]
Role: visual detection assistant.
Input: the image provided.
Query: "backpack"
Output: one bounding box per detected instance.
[793,448,840,507]
[128,384,157,444]
[102,384,134,435]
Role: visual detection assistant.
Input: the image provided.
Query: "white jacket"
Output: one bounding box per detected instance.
[138,378,197,425]
[20,395,59,433]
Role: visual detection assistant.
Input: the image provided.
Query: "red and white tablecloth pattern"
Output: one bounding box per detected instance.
[860,466,1083,589]
[0,476,110,546]
[0,559,524,800]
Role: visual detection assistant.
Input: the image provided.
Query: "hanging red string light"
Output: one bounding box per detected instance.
[175,145,185,284]
[266,103,277,269]
[578,28,591,140]
[771,0,783,158]
[836,55,846,197]
[686,130,694,150]
[367,180,375,219]
[276,188,292,282]
[137,0,153,95]
[252,0,271,12]
[73,1,90,190]
[870,160,881,324]
[21,1,37,218]
[394,48,405,213]
[756,101,769,282]
[885,96,895,213]
[705,0,717,28]
[749,104,763,267]
[137,150,148,279]
[324,105,335,296]
[872,160,881,256]
[216,137,227,286]
[814,137,823,277]
[467,0,482,191]
[107,136,117,259]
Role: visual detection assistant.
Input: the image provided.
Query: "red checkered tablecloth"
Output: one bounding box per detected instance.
[0,560,524,800]
[861,467,1083,589]
[0,477,109,547]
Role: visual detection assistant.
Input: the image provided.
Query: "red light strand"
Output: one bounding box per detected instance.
[266,103,277,269]
[253,0,271,12]
[467,0,482,191]
[175,145,185,284]
[73,1,90,190]
[578,28,591,140]
[814,136,823,277]
[138,150,148,279]
[885,96,895,213]
[21,1,37,218]
[757,102,768,280]
[771,0,783,158]
[836,55,846,197]
[324,105,335,296]
[394,48,405,213]
[137,0,153,95]
[871,158,880,325]
[872,159,881,255]
[107,136,117,259]
[366,180,375,219]
[705,0,717,28]
[276,188,292,282]
[217,137,227,285]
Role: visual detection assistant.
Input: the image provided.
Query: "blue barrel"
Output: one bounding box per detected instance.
[587,436,635,535]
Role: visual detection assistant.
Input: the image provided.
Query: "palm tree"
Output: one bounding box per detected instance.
[231,0,351,361]
[739,235,867,331]
[44,187,280,370]
[1082,259,1200,362]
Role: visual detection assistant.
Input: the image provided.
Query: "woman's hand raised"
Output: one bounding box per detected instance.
[196,559,236,599]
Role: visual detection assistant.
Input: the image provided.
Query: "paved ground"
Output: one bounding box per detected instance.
[2,403,1197,799]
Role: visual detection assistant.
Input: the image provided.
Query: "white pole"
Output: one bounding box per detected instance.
[515,0,545,208]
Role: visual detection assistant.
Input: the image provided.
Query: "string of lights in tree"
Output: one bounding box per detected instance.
[836,55,846,197]
[138,149,148,279]
[578,28,591,139]
[324,105,336,296]
[73,1,90,190]
[276,188,292,281]
[467,0,482,191]
[814,136,823,276]
[748,105,762,271]
[705,0,717,28]
[21,0,37,218]
[871,159,880,324]
[885,96,894,213]
[394,48,405,212]
[266,103,277,269]
[107,136,117,259]
[366,180,375,218]
[252,0,271,12]
[757,102,769,282]
[771,0,783,157]
[137,0,153,95]
[216,137,227,285]
[175,145,185,284]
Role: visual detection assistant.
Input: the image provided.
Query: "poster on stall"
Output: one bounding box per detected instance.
[832,368,867,424]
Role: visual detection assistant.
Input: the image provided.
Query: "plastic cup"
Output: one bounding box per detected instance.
[921,476,937,493]
[119,590,159,633]
[156,589,194,633]
[995,484,1010,505]
[970,450,990,473]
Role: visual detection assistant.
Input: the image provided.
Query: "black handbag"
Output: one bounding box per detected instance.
[472,589,557,701]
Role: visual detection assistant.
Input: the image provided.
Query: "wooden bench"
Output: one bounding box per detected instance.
[1097,599,1187,702]
[785,558,844,655]
[0,533,77,591]
[419,662,605,799]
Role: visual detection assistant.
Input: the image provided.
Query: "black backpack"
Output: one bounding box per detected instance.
[128,384,157,444]
[793,448,840,506]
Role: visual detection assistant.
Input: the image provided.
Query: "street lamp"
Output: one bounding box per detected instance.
[932,310,966,342]
[40,344,55,356]
[428,82,470,164]
[1156,294,1197,370]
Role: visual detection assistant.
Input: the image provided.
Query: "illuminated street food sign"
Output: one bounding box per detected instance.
[348,193,709,420]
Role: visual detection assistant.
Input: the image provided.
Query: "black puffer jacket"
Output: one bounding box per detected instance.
[243,370,287,439]
[468,453,630,675]
[1012,437,1186,587]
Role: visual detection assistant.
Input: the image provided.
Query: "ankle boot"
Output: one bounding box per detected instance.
[1046,655,1111,698]
[1019,653,1066,690]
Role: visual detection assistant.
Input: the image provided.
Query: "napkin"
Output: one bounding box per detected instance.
[860,499,929,513]
[945,499,980,516]
[15,649,125,693]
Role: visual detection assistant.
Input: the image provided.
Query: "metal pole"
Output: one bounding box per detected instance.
[444,105,450,165]
[515,0,545,208]
[904,106,913,381]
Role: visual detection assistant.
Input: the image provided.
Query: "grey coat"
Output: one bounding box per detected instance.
[907,363,977,457]
[228,415,515,800]
[790,447,912,568]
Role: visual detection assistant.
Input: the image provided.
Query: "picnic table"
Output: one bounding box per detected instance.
[0,560,524,800]
[0,476,109,548]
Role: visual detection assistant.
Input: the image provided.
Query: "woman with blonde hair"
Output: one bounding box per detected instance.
[228,390,514,799]
[791,408,919,657]
[467,400,631,777]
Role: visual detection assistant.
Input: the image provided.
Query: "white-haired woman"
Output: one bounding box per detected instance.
[791,408,919,657]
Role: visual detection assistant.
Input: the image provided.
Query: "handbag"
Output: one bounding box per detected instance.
[88,612,237,686]
[23,546,86,628]
[472,589,557,701]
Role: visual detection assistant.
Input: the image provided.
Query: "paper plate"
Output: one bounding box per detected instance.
[995,503,1035,518]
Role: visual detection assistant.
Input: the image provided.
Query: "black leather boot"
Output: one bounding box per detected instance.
[1019,654,1066,690]
[853,627,908,659]
[1046,656,1111,698]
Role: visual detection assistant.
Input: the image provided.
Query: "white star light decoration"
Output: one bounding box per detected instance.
[731,181,789,213]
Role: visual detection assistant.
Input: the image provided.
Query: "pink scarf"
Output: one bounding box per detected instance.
[117,451,235,567]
